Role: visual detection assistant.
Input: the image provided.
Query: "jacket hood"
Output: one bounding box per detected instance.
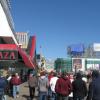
[62,76,68,80]
[40,76,46,79]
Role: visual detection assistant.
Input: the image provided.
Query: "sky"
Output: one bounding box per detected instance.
[11,0,100,59]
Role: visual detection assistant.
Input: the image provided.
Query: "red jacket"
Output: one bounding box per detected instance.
[11,76,21,85]
[55,76,72,96]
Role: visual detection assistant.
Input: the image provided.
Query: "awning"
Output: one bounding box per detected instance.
[18,47,35,69]
[0,44,35,69]
[0,44,18,50]
[0,44,18,60]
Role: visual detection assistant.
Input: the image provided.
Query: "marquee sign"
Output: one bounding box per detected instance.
[0,51,18,60]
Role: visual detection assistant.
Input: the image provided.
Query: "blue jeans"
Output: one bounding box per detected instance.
[0,95,6,100]
[51,92,57,100]
[48,86,52,97]
[13,85,19,98]
[0,89,6,100]
[39,92,47,100]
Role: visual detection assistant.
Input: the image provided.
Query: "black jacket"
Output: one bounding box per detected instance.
[72,78,87,99]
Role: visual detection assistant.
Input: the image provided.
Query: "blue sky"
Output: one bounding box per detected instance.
[11,0,100,59]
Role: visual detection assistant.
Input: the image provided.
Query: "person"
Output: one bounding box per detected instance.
[38,71,49,100]
[48,71,54,98]
[11,73,21,98]
[0,71,8,100]
[50,72,58,100]
[28,73,37,100]
[9,74,14,96]
[68,73,74,100]
[55,71,72,100]
[86,70,100,100]
[72,72,87,100]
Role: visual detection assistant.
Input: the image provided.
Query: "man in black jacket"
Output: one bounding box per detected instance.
[87,70,100,100]
[72,72,87,100]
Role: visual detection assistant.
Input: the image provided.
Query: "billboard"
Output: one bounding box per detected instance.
[71,44,84,52]
[73,58,82,69]
[67,44,84,56]
[93,43,100,51]
[0,51,18,60]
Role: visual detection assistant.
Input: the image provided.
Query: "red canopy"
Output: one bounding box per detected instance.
[18,47,35,69]
[0,44,18,50]
[0,44,35,69]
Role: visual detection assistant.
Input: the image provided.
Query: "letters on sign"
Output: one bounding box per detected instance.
[0,51,18,60]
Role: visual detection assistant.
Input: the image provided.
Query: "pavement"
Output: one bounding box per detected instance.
[7,82,38,100]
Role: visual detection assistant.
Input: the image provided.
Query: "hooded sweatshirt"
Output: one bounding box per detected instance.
[38,76,49,92]
[55,76,72,96]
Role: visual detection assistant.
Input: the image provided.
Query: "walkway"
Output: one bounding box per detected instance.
[7,82,38,100]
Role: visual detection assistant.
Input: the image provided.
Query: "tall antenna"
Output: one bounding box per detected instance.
[40,45,42,58]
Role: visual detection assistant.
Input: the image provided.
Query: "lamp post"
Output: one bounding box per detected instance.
[75,65,77,74]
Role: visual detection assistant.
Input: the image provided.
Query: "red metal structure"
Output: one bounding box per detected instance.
[0,40,36,69]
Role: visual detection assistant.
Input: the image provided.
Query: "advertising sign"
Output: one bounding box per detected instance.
[93,43,100,51]
[73,59,82,69]
[0,51,18,60]
[70,44,84,52]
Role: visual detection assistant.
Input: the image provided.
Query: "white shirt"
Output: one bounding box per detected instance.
[82,77,87,83]
[50,77,58,93]
[7,76,12,81]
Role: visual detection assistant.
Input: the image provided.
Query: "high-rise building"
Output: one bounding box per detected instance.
[16,32,29,49]
[0,0,18,44]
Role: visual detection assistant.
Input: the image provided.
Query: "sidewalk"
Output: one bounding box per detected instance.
[7,82,38,100]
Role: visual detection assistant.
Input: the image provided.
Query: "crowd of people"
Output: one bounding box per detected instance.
[0,71,22,100]
[35,70,100,100]
[0,69,100,100]
[27,69,100,100]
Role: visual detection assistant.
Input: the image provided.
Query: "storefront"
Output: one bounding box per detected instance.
[0,44,36,75]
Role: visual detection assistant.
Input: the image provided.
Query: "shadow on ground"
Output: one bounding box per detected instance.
[22,95,30,100]
[24,85,29,88]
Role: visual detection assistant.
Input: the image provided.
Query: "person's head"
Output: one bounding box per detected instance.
[61,71,67,78]
[40,71,45,76]
[76,72,82,79]
[92,70,99,79]
[29,73,33,77]
[53,72,57,77]
[15,73,19,76]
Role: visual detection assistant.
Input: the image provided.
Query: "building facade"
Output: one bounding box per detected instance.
[0,0,18,44]
[16,32,29,49]
[0,0,36,69]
